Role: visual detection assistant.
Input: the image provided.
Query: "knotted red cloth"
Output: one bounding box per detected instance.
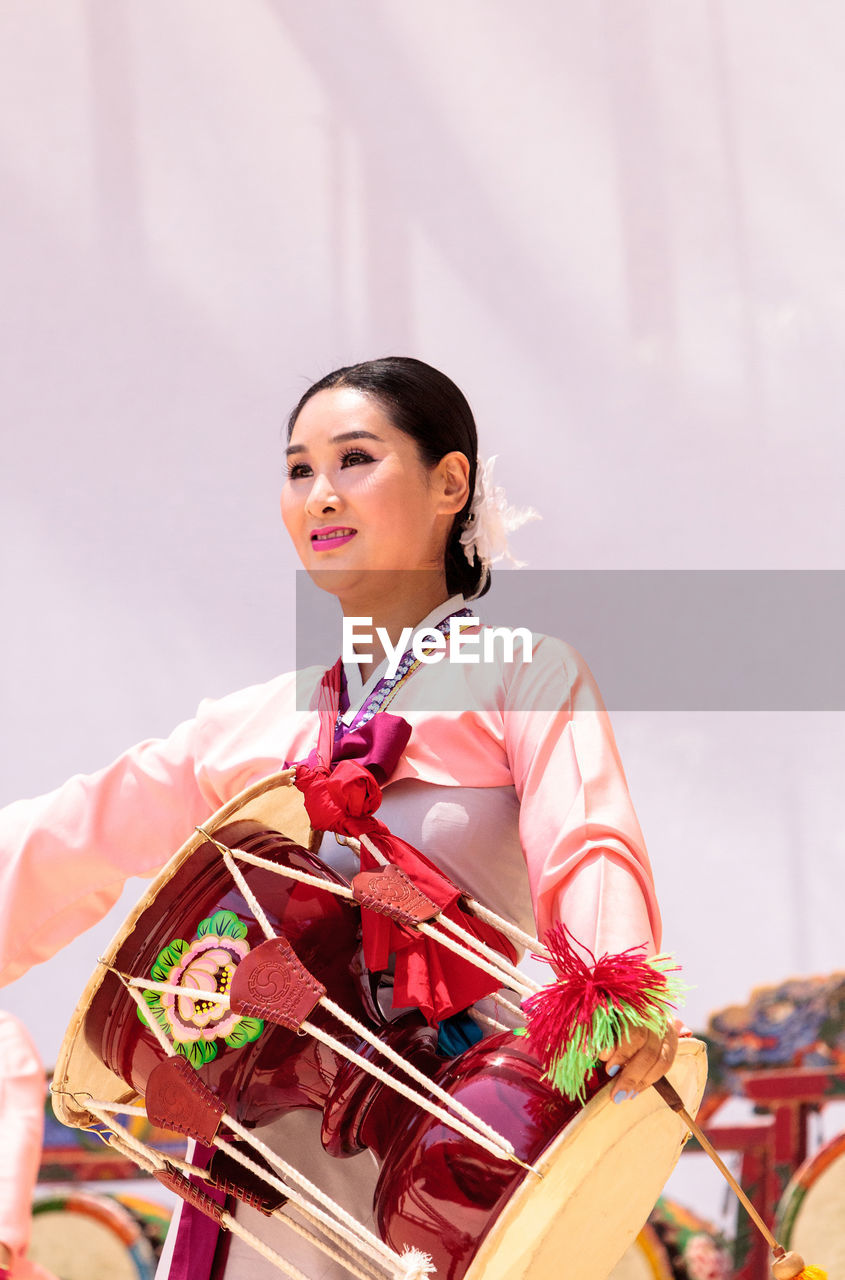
[294,759,517,1022]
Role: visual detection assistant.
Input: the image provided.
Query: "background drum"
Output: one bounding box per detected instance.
[28,1190,158,1280]
[774,1131,845,1280]
[610,1198,731,1280]
[608,1223,674,1280]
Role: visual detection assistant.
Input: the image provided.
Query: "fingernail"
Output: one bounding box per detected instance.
[606,1063,621,1077]
[612,1090,632,1104]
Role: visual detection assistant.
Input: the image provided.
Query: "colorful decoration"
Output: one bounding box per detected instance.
[137,909,264,1068]
[520,924,686,1102]
[648,1196,733,1280]
[458,454,540,572]
[705,973,845,1092]
[771,1257,829,1280]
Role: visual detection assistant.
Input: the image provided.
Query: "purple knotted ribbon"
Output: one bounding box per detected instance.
[294,712,411,783]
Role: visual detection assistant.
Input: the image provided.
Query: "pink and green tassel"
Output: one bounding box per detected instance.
[520,924,687,1103]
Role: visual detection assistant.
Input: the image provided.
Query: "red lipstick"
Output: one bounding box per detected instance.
[310,526,357,551]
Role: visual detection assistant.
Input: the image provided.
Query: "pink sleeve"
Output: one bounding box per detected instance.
[0,1012,45,1257]
[0,714,216,988]
[504,636,661,956]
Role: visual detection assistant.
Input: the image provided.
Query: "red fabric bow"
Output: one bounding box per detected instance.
[294,759,517,1022]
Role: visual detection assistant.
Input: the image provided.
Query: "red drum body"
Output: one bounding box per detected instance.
[373,1033,583,1277]
[89,821,366,1127]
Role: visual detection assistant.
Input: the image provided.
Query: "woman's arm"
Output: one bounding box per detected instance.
[0,669,312,990]
[504,635,676,1095]
[0,715,213,988]
[504,634,661,953]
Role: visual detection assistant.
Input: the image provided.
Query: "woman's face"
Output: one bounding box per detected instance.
[281,387,466,602]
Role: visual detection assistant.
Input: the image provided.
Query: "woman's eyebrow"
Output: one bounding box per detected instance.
[285,430,384,456]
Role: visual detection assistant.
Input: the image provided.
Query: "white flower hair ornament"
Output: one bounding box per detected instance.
[459,455,540,578]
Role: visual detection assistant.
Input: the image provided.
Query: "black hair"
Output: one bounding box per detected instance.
[286,356,490,599]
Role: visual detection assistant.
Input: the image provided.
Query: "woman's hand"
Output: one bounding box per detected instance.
[597,1019,681,1102]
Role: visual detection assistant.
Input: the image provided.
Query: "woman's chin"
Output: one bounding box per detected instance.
[300,563,447,614]
[302,565,361,598]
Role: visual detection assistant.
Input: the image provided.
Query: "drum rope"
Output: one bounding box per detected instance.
[459,897,554,963]
[318,993,518,1154]
[80,1099,148,1114]
[219,1213,317,1280]
[123,974,231,1004]
[114,976,438,1276]
[299,1013,524,1166]
[121,976,184,1059]
[204,827,539,1002]
[86,1100,218,1182]
[211,1133,402,1280]
[104,1101,396,1278]
[216,1133,386,1263]
[85,1104,166,1174]
[431,915,543,993]
[209,837,528,1156]
[199,827,361,908]
[351,833,541,994]
[85,1095,430,1279]
[357,832,389,867]
[221,1114,434,1278]
[221,848,277,941]
[225,845,353,899]
[348,832,553,966]
[119,968,522,1165]
[470,1008,515,1033]
[308,1003,517,1167]
[474,990,524,1020]
[415,921,536,998]
[268,1208,390,1280]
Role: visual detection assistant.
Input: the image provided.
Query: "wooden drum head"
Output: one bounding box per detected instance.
[464,1038,708,1280]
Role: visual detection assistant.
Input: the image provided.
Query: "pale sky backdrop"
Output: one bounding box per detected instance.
[1,0,843,1234]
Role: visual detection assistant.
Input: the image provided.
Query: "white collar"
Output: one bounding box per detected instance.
[341,593,467,724]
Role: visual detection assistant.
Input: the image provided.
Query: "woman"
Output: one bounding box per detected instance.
[0,357,677,1278]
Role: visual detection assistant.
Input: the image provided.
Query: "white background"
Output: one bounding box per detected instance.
[2,0,843,1234]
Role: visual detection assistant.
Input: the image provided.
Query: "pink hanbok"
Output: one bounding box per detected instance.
[0,600,662,1278]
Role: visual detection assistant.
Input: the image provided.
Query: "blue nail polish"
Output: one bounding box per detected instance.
[612,1090,631,1104]
[606,1063,621,1077]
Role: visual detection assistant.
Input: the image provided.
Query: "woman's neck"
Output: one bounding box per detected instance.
[340,572,456,684]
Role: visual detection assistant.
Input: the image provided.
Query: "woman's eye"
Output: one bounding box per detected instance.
[286,462,312,480]
[340,448,374,467]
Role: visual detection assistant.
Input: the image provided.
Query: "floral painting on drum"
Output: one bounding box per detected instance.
[137,910,264,1068]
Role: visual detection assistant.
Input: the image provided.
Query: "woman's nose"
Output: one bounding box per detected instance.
[304,473,340,517]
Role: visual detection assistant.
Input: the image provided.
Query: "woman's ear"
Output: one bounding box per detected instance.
[434,451,471,515]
